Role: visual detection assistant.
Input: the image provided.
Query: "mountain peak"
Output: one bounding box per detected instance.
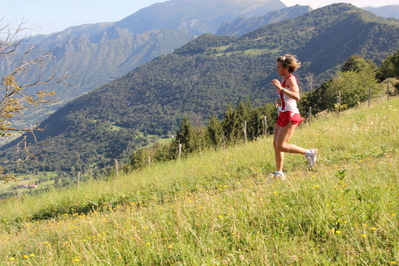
[116,0,286,35]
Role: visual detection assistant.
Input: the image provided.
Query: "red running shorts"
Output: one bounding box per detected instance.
[276,111,305,127]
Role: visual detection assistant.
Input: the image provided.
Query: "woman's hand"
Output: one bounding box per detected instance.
[272,79,282,91]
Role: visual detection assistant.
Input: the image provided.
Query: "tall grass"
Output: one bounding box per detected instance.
[0,98,398,265]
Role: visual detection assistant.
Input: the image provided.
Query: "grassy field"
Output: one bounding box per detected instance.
[0,97,398,265]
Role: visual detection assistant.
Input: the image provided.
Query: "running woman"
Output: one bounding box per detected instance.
[271,54,317,179]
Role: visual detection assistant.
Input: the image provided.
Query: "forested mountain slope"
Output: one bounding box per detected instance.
[1,3,399,173]
[1,27,195,102]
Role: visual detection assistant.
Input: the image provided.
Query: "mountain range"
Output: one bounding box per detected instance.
[1,3,399,174]
[115,0,286,35]
[216,5,312,36]
[363,5,399,19]
[2,0,294,126]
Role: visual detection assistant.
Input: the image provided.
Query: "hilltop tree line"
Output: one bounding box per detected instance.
[299,52,399,115]
[129,100,277,170]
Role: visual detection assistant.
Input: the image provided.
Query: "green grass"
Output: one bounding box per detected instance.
[156,137,173,145]
[244,48,269,55]
[0,97,398,265]
[144,136,173,148]
[110,125,126,131]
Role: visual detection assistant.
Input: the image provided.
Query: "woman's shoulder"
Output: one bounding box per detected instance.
[286,74,298,84]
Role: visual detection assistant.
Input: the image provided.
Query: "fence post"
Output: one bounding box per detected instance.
[263,116,268,137]
[222,131,226,149]
[77,171,81,190]
[243,121,247,142]
[368,87,372,108]
[308,107,312,125]
[148,157,151,167]
[114,159,119,176]
[178,144,182,160]
[387,81,390,101]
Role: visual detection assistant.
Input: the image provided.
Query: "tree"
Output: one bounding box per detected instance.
[299,55,381,114]
[0,20,70,182]
[206,114,223,148]
[322,70,378,111]
[174,117,199,154]
[222,103,242,144]
[340,54,377,74]
[130,148,150,170]
[377,50,399,81]
[305,72,315,93]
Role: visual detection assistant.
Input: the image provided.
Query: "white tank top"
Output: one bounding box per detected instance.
[280,75,300,114]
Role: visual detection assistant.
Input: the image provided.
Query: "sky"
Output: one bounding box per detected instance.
[2,0,398,35]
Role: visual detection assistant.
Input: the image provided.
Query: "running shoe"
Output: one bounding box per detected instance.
[271,171,286,180]
[305,149,318,169]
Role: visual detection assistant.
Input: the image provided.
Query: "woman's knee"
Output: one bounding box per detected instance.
[275,143,288,152]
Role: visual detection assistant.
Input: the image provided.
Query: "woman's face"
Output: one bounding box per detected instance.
[276,61,289,77]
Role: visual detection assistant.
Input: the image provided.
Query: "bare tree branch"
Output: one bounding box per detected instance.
[0,19,72,181]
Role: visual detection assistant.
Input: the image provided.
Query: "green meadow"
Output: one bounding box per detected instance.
[0,97,398,265]
[0,173,57,195]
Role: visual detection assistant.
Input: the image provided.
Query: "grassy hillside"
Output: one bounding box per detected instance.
[0,97,398,265]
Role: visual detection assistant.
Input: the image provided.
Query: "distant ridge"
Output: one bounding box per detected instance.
[363,5,399,19]
[216,5,312,36]
[115,0,286,35]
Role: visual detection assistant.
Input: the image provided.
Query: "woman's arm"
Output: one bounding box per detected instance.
[283,76,300,101]
[271,76,301,101]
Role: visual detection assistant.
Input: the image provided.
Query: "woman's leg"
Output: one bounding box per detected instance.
[275,122,307,154]
[273,124,284,172]
[274,122,307,172]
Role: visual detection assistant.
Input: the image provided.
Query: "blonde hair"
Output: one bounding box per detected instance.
[277,54,301,73]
